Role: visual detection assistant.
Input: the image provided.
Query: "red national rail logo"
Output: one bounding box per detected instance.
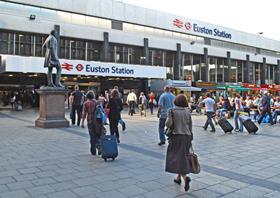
[173,18,183,28]
[61,63,73,71]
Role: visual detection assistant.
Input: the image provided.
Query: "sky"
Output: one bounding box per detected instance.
[122,0,279,41]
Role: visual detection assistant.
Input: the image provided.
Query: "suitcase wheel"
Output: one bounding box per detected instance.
[112,158,115,161]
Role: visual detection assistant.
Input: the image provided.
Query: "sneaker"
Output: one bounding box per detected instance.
[158,141,165,146]
[234,129,239,132]
[210,130,216,133]
[203,127,207,131]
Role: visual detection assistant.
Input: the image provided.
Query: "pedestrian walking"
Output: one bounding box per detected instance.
[258,92,274,125]
[201,93,216,132]
[70,85,84,126]
[148,91,156,115]
[165,94,193,191]
[113,86,126,131]
[127,89,137,116]
[81,91,102,156]
[233,93,244,132]
[107,89,123,143]
[157,86,175,146]
[139,92,147,117]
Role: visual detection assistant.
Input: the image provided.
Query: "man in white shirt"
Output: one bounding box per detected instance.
[127,90,137,116]
[201,93,216,132]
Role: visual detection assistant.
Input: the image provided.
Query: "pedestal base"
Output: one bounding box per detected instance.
[35,87,69,128]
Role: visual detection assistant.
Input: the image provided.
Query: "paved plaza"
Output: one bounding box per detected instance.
[0,109,280,198]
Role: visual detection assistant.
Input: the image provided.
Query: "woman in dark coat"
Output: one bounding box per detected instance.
[165,94,193,191]
[107,89,123,143]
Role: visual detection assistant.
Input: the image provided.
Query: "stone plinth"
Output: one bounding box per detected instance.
[35,88,69,128]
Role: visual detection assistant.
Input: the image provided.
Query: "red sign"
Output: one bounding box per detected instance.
[242,83,257,88]
[173,19,183,28]
[61,63,73,71]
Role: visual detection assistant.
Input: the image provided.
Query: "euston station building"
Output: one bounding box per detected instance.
[0,0,280,95]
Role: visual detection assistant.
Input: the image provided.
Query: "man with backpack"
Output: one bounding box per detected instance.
[71,85,84,126]
[81,91,104,156]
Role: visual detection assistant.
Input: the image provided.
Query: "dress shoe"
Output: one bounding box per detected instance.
[184,177,191,191]
[174,178,181,185]
[158,141,165,146]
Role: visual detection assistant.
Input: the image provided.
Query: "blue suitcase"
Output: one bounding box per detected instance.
[100,135,118,161]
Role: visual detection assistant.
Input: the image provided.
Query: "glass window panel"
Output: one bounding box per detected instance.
[217,58,224,82]
[123,23,134,32]
[237,60,243,82]
[134,25,145,33]
[230,60,237,83]
[209,57,217,82]
[193,54,201,81]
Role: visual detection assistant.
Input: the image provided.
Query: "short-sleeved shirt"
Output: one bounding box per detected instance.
[202,97,215,112]
[158,91,175,118]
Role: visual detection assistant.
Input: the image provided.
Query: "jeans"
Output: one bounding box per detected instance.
[158,117,167,143]
[87,124,100,155]
[234,110,243,132]
[253,110,259,121]
[258,109,273,124]
[273,110,280,123]
[203,112,215,131]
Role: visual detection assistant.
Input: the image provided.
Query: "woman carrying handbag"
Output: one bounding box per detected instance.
[165,94,198,192]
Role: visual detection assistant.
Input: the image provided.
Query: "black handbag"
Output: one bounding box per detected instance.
[165,109,174,138]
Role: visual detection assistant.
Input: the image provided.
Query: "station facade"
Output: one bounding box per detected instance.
[0,0,280,95]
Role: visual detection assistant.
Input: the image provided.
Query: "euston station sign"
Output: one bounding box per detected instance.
[173,18,232,40]
[3,55,167,79]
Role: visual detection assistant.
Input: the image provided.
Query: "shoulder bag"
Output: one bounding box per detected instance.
[164,109,174,138]
[186,146,200,174]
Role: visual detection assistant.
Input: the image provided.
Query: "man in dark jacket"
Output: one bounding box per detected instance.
[71,85,84,126]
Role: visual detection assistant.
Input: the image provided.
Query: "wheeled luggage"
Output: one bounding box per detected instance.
[240,116,258,134]
[100,135,118,161]
[218,118,233,133]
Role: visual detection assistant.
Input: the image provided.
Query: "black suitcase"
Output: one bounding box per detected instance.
[100,135,118,161]
[240,116,258,134]
[218,118,233,133]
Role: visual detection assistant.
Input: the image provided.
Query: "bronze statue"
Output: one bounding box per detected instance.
[42,30,64,88]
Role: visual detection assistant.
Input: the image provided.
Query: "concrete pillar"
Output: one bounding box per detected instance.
[224,51,231,82]
[203,48,209,82]
[244,55,250,83]
[54,25,60,57]
[144,38,149,65]
[174,43,181,80]
[101,32,109,62]
[261,57,266,84]
[275,60,280,84]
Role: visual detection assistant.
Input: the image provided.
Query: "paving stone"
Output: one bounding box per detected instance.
[46,190,78,198]
[0,189,30,198]
[7,180,34,190]
[72,185,102,196]
[26,185,55,196]
[0,176,15,185]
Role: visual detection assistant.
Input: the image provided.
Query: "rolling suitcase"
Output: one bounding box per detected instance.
[218,118,233,133]
[100,135,118,161]
[240,116,258,134]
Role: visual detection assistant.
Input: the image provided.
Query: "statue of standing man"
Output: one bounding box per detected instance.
[42,30,64,88]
